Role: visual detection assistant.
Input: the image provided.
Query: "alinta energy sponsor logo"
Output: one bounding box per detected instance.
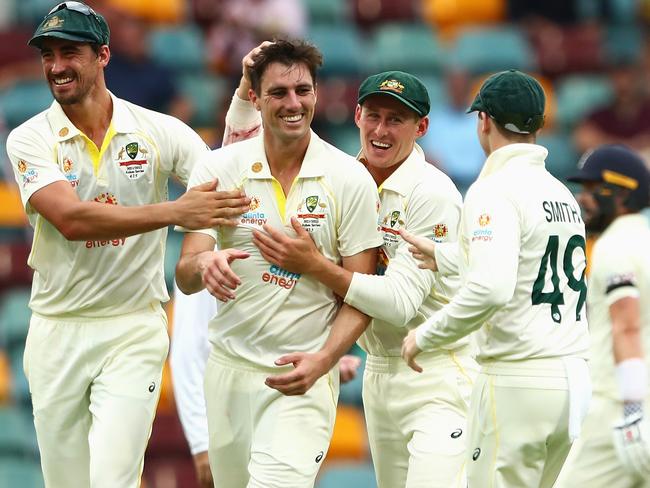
[241,196,267,226]
[262,264,301,290]
[473,213,493,242]
[87,193,126,248]
[117,142,149,180]
[62,157,79,188]
[296,195,327,231]
[18,160,38,188]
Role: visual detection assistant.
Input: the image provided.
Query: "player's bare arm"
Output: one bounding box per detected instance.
[252,216,354,297]
[28,178,251,240]
[176,232,250,298]
[265,247,377,396]
[400,229,438,271]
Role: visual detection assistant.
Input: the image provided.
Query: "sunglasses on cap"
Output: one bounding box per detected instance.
[48,1,99,18]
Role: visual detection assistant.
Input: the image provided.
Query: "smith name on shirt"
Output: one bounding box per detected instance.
[542,200,583,224]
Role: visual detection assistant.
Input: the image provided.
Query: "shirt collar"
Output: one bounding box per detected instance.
[378,144,427,196]
[245,130,327,179]
[47,91,138,142]
[477,143,548,180]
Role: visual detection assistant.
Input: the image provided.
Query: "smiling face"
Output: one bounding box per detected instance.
[249,61,316,146]
[40,37,109,105]
[355,94,427,175]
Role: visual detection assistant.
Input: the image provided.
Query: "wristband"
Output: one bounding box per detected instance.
[616,358,648,402]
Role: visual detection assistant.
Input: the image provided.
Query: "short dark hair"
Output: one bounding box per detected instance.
[247,39,323,95]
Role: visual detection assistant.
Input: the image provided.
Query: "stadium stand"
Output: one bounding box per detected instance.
[1,1,649,486]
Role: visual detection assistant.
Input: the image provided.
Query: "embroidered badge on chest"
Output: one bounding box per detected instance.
[379,210,404,247]
[117,142,149,180]
[296,195,327,231]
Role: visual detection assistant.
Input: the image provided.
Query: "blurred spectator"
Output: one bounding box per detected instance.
[101,0,185,24]
[419,68,485,193]
[103,6,194,122]
[195,0,306,75]
[573,58,650,160]
[422,0,505,40]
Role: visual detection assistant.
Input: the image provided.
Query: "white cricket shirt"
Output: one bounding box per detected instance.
[185,131,382,368]
[588,214,650,399]
[345,146,466,356]
[7,93,208,317]
[417,143,590,361]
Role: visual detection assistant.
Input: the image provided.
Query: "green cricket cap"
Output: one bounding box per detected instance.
[29,1,110,48]
[358,71,430,117]
[468,69,545,134]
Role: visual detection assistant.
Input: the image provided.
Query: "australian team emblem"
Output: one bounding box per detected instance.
[117,142,148,180]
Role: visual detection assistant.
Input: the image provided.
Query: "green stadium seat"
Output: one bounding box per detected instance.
[308,25,366,76]
[452,26,535,75]
[8,345,31,406]
[368,23,444,74]
[0,459,44,488]
[0,406,39,459]
[317,463,377,488]
[0,288,32,350]
[178,73,229,128]
[148,26,205,72]
[0,82,53,129]
[305,0,350,24]
[555,75,613,129]
[538,133,579,182]
[326,124,360,157]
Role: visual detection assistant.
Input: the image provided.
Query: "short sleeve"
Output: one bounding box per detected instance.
[6,125,67,210]
[168,118,210,186]
[336,164,383,256]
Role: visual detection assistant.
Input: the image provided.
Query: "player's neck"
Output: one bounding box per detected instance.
[62,87,113,148]
[264,131,309,176]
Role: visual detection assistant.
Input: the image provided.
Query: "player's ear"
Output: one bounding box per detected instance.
[249,88,261,111]
[416,116,429,138]
[354,104,362,128]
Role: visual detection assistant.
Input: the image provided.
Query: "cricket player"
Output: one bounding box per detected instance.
[169,286,215,488]
[216,64,477,486]
[555,145,650,487]
[6,3,249,487]
[401,70,591,488]
[175,40,382,487]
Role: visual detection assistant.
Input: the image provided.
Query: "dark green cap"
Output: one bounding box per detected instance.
[29,2,110,48]
[358,71,430,117]
[468,69,545,134]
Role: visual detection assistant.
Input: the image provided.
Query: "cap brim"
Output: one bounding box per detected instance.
[566,169,603,183]
[466,93,484,114]
[29,31,98,47]
[358,90,424,117]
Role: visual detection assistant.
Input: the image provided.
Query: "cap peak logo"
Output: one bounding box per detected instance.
[43,16,64,30]
[379,79,405,94]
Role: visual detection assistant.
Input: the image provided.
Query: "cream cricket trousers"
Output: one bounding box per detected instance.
[467,359,586,488]
[205,349,338,488]
[24,306,169,488]
[555,393,650,488]
[363,347,478,488]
